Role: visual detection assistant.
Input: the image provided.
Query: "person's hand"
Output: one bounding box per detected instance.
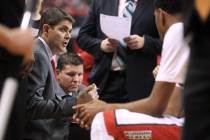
[5,28,33,58]
[124,35,144,49]
[77,84,96,104]
[100,38,120,53]
[87,83,99,99]
[152,65,160,78]
[73,99,108,129]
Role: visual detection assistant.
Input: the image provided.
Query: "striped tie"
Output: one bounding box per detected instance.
[111,0,135,70]
[122,0,135,18]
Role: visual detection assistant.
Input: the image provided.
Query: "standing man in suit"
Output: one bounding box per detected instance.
[23,8,94,140]
[77,0,161,103]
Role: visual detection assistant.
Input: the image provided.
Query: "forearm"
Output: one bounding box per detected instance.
[26,96,77,119]
[104,82,175,117]
[0,24,33,56]
[0,24,10,48]
[105,98,163,116]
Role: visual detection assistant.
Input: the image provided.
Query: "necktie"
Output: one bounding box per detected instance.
[123,0,135,18]
[112,0,135,70]
[51,59,57,79]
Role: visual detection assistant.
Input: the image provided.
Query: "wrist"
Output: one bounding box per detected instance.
[103,103,117,111]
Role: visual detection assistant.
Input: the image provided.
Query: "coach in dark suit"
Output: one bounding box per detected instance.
[78,0,161,102]
[23,8,93,140]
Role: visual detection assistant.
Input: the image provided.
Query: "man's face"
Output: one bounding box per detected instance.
[57,64,84,93]
[47,20,72,55]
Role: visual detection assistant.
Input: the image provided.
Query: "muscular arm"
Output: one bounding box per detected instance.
[164,86,183,117]
[107,81,175,117]
[73,81,175,128]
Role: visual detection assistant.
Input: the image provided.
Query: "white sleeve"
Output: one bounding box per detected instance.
[91,112,114,140]
[156,23,189,84]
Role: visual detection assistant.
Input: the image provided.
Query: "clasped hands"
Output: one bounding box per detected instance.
[100,34,145,52]
[73,84,108,129]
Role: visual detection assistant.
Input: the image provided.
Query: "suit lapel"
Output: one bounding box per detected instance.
[113,0,119,16]
[104,0,119,16]
[36,39,51,62]
[35,39,55,80]
[131,0,150,27]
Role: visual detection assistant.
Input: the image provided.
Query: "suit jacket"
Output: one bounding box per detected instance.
[78,0,161,101]
[23,39,77,140]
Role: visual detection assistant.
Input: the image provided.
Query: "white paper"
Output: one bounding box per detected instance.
[100,14,131,45]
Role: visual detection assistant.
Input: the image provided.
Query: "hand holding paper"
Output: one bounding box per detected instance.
[101,38,120,53]
[124,34,145,49]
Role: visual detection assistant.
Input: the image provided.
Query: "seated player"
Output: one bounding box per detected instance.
[73,0,189,139]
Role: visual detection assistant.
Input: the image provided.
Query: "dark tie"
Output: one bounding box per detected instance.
[51,59,57,79]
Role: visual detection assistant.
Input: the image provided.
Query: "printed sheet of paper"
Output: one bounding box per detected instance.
[100,14,131,45]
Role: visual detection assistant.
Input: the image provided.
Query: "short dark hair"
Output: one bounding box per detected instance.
[57,53,84,70]
[154,0,182,14]
[38,7,75,35]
